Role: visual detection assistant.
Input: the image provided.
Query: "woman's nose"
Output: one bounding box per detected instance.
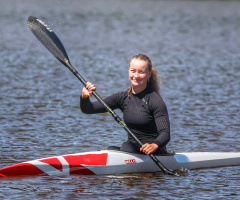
[134,72,139,78]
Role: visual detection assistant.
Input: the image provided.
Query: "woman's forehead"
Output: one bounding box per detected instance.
[129,58,148,68]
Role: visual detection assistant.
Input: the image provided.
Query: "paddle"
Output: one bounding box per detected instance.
[27,16,179,176]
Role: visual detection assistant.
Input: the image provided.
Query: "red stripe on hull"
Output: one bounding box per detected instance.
[0,163,47,178]
[63,153,108,166]
[65,153,108,175]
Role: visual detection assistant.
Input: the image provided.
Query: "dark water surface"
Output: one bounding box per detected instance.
[0,0,239,199]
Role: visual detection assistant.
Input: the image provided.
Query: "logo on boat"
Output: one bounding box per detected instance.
[125,159,136,164]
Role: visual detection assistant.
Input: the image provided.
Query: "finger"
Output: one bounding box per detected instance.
[144,148,152,155]
[85,82,94,89]
[141,144,148,152]
[86,83,96,91]
[141,143,149,149]
[143,146,154,155]
[89,86,96,91]
[85,82,91,88]
[142,148,149,154]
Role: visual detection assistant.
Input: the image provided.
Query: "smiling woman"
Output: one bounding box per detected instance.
[128,56,151,93]
[80,54,170,156]
[128,54,160,95]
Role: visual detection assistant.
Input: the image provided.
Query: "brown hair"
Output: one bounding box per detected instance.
[127,54,160,96]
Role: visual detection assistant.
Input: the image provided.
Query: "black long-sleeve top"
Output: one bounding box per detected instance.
[80,87,170,149]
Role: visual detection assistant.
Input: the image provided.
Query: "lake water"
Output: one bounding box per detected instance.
[0,0,239,199]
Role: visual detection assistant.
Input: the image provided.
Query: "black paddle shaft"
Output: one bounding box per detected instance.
[27,16,179,176]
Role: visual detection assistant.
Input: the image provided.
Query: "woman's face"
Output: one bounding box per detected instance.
[128,58,151,90]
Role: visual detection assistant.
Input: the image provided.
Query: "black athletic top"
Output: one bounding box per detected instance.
[80,87,170,149]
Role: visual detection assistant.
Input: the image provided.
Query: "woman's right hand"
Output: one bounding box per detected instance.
[81,82,96,99]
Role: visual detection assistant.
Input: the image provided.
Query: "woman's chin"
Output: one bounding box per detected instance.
[132,83,141,87]
[131,81,142,86]
[131,83,147,89]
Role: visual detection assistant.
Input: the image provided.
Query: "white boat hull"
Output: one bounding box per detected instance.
[0,150,239,178]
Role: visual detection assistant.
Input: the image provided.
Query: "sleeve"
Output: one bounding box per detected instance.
[149,94,171,148]
[80,92,124,114]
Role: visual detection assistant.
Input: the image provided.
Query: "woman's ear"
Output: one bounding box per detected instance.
[149,70,152,78]
[148,71,152,82]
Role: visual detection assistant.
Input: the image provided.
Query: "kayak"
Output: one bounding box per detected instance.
[0,149,240,178]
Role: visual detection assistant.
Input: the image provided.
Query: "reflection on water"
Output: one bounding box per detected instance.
[0,0,239,199]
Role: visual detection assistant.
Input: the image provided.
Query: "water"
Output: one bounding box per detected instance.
[0,0,239,199]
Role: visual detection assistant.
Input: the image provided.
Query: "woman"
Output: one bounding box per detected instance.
[80,54,170,155]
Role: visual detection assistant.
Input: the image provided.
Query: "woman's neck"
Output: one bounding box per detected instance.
[131,85,147,94]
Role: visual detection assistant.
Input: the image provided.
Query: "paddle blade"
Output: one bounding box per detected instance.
[27,16,71,66]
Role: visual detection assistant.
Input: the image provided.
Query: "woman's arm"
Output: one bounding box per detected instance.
[80,82,107,114]
[140,93,170,155]
[152,96,171,148]
[153,115,170,148]
[80,82,125,114]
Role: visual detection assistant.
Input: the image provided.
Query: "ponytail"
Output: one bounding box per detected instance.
[147,66,160,95]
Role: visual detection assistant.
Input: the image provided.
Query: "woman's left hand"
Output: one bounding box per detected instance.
[140,143,159,155]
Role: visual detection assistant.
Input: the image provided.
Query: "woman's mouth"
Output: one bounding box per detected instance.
[132,79,142,84]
